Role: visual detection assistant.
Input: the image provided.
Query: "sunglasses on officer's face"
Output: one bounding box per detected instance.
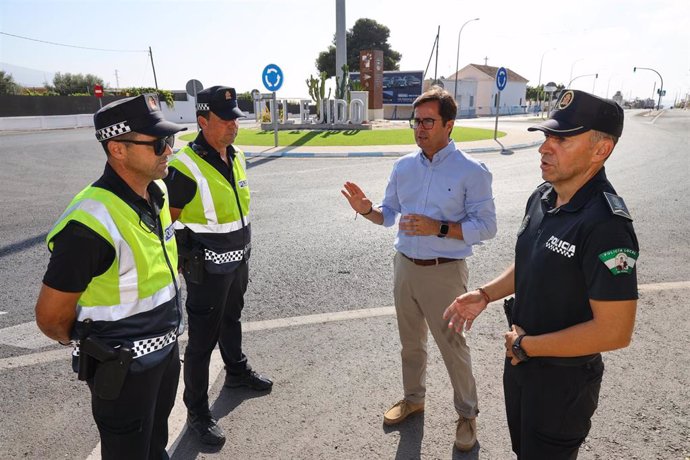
[118,134,175,156]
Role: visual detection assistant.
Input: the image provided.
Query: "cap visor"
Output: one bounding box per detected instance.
[527,119,588,137]
[138,120,187,138]
[213,107,247,121]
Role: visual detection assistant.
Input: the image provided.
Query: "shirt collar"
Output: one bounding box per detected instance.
[541,167,608,213]
[418,139,455,165]
[99,163,164,216]
[194,131,235,158]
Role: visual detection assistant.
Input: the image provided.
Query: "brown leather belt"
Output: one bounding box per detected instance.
[402,253,460,266]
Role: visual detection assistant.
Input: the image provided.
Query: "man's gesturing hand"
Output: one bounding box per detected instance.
[443,290,488,333]
[341,181,373,214]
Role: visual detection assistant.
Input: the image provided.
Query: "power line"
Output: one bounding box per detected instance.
[0,31,147,53]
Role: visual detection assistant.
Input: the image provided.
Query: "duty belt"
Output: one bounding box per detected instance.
[204,243,251,265]
[72,329,177,359]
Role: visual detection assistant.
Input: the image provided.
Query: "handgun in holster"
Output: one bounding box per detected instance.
[503,297,515,329]
[176,227,204,284]
[77,335,134,400]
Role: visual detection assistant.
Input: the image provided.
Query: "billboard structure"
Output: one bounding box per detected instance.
[350,70,423,106]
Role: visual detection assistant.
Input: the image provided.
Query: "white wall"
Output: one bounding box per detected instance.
[0,114,93,131]
[160,100,196,124]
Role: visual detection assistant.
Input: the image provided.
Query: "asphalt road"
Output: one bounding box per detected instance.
[0,111,688,459]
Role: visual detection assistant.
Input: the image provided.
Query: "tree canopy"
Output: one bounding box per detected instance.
[51,72,104,96]
[316,18,402,78]
[0,71,22,95]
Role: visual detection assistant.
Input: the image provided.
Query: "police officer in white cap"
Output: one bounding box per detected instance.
[444,89,639,459]
[36,94,186,460]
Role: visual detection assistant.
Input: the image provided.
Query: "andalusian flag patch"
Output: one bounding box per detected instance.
[598,248,638,275]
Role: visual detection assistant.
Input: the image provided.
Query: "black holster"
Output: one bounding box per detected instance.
[176,227,204,284]
[503,297,515,329]
[78,335,133,400]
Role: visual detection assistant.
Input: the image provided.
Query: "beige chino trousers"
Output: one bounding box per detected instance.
[392,252,479,418]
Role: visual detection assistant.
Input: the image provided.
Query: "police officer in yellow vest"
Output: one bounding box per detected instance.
[35,94,186,460]
[164,85,272,446]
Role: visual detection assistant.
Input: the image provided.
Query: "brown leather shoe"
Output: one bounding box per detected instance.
[455,416,477,451]
[383,399,425,425]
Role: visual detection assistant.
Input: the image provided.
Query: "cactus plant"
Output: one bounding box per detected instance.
[306,71,331,120]
[335,64,349,101]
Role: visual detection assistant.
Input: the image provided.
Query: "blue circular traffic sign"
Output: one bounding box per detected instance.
[496,67,508,91]
[262,64,284,92]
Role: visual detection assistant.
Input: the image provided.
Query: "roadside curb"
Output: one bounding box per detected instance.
[242,139,542,158]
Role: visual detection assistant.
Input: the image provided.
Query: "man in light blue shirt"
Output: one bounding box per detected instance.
[342,86,496,452]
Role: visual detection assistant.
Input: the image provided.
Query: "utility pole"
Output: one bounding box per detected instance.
[114,69,120,89]
[148,46,159,90]
[335,0,346,79]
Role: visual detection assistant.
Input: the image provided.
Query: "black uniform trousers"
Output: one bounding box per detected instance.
[183,260,249,416]
[88,342,180,460]
[503,355,604,460]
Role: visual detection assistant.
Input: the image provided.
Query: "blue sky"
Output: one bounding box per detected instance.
[1,0,688,105]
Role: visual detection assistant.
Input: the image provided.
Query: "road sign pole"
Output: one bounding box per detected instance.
[494,91,501,140]
[272,91,278,148]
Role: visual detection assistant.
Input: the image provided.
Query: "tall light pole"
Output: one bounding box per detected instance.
[335,0,347,79]
[569,58,584,84]
[606,74,618,98]
[568,73,598,89]
[536,48,555,118]
[453,17,480,104]
[634,66,664,110]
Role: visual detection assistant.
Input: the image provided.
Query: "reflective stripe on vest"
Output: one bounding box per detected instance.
[47,183,178,324]
[170,145,250,234]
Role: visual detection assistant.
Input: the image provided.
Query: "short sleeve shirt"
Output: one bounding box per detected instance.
[513,167,639,336]
[43,163,166,292]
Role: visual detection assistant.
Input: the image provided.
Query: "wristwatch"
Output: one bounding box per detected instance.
[511,335,530,362]
[437,220,449,238]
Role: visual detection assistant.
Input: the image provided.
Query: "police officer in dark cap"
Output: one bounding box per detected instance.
[164,85,272,446]
[35,94,186,459]
[444,89,639,459]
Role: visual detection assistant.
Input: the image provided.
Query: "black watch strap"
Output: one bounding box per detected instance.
[512,334,530,362]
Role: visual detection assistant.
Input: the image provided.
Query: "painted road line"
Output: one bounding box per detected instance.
[2,280,688,371]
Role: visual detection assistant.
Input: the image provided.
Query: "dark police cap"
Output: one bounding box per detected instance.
[195,86,246,120]
[528,89,624,138]
[94,94,186,142]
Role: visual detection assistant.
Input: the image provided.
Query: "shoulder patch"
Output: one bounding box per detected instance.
[598,248,638,275]
[603,192,632,220]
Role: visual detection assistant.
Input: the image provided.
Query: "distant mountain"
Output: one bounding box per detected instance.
[0,62,55,87]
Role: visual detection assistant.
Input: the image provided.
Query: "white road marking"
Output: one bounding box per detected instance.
[3,280,690,371]
[0,311,7,315]
[0,321,54,350]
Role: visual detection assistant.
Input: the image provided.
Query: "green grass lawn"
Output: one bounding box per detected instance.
[179,126,504,147]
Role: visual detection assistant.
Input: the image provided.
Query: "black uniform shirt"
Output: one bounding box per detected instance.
[43,163,166,292]
[513,167,639,337]
[164,132,250,254]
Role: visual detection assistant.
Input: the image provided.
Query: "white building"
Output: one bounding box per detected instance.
[445,64,528,116]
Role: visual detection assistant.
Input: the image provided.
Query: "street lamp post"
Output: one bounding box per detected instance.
[568,73,598,89]
[569,58,584,84]
[633,66,664,110]
[537,48,555,118]
[453,18,480,106]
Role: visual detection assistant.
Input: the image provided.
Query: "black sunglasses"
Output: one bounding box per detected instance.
[118,134,175,156]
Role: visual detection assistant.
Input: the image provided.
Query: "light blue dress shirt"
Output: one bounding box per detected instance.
[380,140,497,260]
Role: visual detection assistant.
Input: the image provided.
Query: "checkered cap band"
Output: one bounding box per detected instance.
[95,121,132,141]
[72,329,176,359]
[204,248,244,265]
[196,103,210,111]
